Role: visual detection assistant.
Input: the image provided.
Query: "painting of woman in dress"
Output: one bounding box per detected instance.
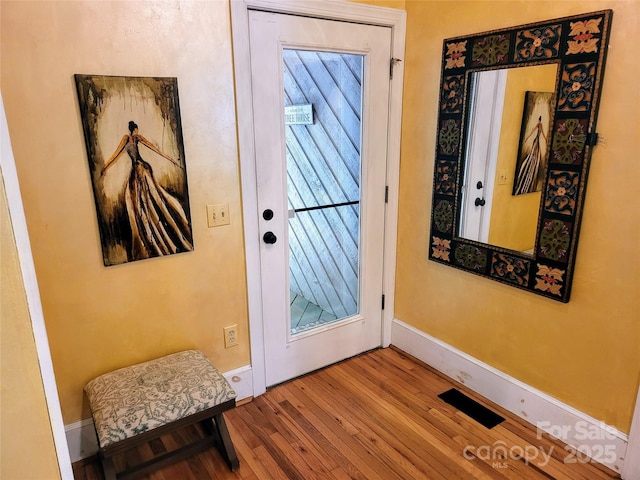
[75,75,193,265]
[512,91,554,196]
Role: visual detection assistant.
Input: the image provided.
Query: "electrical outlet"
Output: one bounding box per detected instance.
[207,203,230,227]
[224,324,239,348]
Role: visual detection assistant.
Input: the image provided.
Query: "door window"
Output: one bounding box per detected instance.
[284,49,364,334]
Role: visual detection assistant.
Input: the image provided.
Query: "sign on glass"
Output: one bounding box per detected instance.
[284,104,313,125]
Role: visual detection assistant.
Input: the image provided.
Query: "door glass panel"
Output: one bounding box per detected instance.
[283,48,363,335]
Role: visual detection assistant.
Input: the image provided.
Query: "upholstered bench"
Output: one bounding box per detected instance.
[85,350,239,480]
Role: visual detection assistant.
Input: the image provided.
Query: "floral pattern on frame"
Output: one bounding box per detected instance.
[545,170,581,216]
[435,160,458,196]
[567,18,603,54]
[551,118,588,165]
[432,237,451,262]
[490,253,531,286]
[428,10,612,302]
[558,62,596,111]
[454,244,488,272]
[472,34,510,66]
[438,119,461,156]
[441,75,465,114]
[514,24,562,61]
[445,41,467,69]
[433,200,454,234]
[538,219,572,262]
[534,264,565,296]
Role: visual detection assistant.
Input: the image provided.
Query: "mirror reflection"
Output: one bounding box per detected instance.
[429,10,613,302]
[459,63,558,254]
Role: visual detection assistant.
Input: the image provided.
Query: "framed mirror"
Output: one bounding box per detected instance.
[428,10,613,302]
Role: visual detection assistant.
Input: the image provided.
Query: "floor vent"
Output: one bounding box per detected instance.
[438,388,505,429]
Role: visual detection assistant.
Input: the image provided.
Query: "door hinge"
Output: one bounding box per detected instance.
[381,294,386,310]
[390,58,402,79]
[385,185,389,203]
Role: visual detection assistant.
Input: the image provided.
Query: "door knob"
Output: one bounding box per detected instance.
[263,209,274,221]
[263,231,277,244]
[475,197,486,207]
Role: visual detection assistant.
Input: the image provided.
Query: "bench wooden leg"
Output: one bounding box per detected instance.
[213,413,239,471]
[100,454,117,480]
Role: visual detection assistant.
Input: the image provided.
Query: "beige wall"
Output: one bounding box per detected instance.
[1,169,61,479]
[397,0,640,432]
[1,0,250,424]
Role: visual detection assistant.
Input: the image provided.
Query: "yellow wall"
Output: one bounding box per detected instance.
[489,64,557,251]
[397,0,640,432]
[1,169,61,479]
[1,1,250,424]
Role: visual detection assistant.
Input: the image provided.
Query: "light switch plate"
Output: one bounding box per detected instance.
[207,204,230,227]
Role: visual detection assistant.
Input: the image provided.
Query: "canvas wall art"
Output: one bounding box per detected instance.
[512,91,554,196]
[75,75,193,266]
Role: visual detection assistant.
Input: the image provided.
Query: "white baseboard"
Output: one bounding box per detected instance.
[391,319,628,474]
[65,364,253,463]
[223,364,253,402]
[65,418,99,463]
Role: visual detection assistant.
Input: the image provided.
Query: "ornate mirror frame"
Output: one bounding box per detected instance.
[428,10,613,302]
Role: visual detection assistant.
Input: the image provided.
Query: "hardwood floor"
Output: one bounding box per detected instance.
[73,347,620,480]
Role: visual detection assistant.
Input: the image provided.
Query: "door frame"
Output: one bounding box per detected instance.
[622,382,640,479]
[460,69,506,243]
[230,0,406,396]
[1,93,74,478]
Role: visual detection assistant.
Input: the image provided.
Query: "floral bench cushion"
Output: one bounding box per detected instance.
[85,350,236,448]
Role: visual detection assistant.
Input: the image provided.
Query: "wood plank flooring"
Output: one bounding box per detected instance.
[73,347,620,480]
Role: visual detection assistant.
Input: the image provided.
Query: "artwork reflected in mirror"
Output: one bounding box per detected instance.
[75,75,194,266]
[429,10,612,302]
[513,91,554,196]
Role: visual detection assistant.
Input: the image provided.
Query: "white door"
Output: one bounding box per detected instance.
[248,10,392,386]
[459,69,506,243]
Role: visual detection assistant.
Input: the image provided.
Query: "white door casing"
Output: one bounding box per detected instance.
[622,382,640,479]
[249,10,390,386]
[231,0,405,396]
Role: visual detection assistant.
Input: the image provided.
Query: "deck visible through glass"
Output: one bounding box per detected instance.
[290,292,338,334]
